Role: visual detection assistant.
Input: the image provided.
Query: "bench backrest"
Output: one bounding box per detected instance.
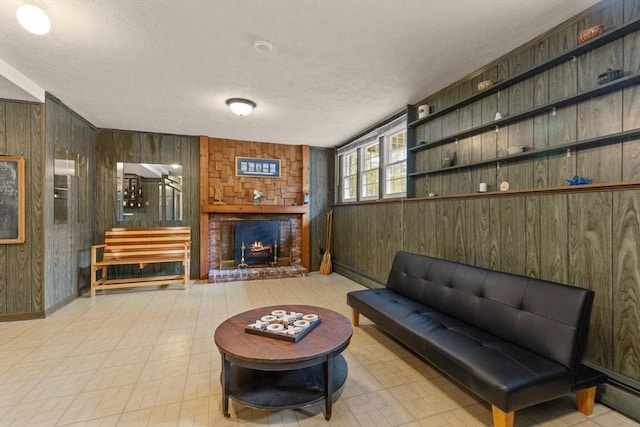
[103,227,191,261]
[386,251,594,372]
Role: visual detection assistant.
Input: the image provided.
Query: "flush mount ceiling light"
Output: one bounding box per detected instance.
[254,40,273,54]
[16,0,51,35]
[226,98,256,116]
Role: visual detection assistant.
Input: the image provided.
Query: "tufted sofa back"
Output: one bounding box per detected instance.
[386,251,594,371]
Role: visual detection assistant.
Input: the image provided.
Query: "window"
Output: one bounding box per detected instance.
[385,129,406,197]
[337,114,407,203]
[361,142,379,199]
[342,150,358,202]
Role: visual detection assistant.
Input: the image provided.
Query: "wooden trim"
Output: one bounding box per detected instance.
[202,204,308,214]
[301,145,310,270]
[491,406,514,427]
[576,386,597,415]
[0,311,44,322]
[333,181,640,208]
[199,136,209,279]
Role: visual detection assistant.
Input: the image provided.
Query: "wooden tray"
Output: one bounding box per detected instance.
[245,313,321,342]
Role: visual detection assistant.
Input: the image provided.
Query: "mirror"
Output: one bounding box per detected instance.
[116,162,183,221]
[54,147,85,224]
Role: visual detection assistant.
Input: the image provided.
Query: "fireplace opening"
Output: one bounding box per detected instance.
[235,220,279,266]
[218,218,293,269]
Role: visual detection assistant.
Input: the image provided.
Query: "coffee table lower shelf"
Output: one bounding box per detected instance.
[223,354,347,419]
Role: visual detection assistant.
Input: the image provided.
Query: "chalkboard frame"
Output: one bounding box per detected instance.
[0,156,25,244]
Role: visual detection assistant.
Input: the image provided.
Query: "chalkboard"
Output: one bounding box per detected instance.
[0,156,25,244]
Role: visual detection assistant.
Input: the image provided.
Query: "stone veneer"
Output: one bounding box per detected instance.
[208,213,306,283]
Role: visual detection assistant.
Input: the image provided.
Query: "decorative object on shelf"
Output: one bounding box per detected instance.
[507,145,526,155]
[252,189,263,204]
[416,140,426,146]
[495,112,503,121]
[598,68,624,85]
[479,182,488,193]
[500,181,510,192]
[566,175,591,185]
[417,104,432,119]
[578,24,604,44]
[245,308,322,342]
[477,79,494,91]
[441,150,455,168]
[428,192,437,198]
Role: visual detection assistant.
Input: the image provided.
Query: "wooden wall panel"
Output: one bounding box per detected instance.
[309,148,334,271]
[540,194,569,284]
[44,95,96,311]
[95,130,199,278]
[568,192,613,368]
[500,197,526,275]
[5,103,33,313]
[612,189,640,380]
[524,196,541,278]
[0,100,43,318]
[473,197,492,269]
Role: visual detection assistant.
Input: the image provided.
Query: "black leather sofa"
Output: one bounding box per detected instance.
[347,251,607,427]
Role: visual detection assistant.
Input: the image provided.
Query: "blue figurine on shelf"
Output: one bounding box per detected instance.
[566,175,590,185]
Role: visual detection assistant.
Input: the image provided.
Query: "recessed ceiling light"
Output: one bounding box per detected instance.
[254,40,273,54]
[226,98,256,116]
[16,1,51,35]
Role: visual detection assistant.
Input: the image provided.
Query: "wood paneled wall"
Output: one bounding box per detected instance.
[95,129,200,278]
[412,0,639,197]
[44,94,96,313]
[0,100,44,320]
[309,148,335,271]
[331,0,640,396]
[333,187,640,382]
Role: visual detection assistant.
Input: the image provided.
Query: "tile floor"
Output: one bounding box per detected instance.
[0,273,638,427]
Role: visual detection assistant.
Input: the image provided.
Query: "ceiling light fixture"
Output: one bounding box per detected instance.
[17,0,51,35]
[226,98,256,116]
[16,0,51,35]
[254,40,273,54]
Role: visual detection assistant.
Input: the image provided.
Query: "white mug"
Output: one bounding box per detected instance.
[479,183,488,192]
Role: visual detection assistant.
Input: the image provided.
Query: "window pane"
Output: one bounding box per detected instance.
[343,175,357,200]
[385,162,406,195]
[361,170,378,197]
[388,131,406,163]
[344,152,358,176]
[363,143,379,171]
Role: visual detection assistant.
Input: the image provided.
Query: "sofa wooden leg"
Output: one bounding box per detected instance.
[576,386,597,415]
[351,309,359,326]
[492,406,514,427]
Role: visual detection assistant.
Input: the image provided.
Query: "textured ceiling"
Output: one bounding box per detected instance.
[0,0,598,147]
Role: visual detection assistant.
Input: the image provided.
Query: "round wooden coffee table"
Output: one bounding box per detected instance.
[214,305,352,420]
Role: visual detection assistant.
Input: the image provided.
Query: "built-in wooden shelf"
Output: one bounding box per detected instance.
[202,204,308,214]
[408,128,640,178]
[409,74,640,153]
[407,16,640,129]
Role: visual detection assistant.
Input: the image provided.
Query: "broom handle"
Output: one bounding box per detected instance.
[326,210,333,253]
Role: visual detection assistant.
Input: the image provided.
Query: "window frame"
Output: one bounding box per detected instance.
[382,123,407,199]
[336,114,406,203]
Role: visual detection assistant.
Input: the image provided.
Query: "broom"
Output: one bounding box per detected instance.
[319,210,333,274]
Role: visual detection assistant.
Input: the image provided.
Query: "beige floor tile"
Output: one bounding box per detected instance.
[0,274,638,427]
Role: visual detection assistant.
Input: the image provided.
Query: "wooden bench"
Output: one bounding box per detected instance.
[91,227,191,297]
